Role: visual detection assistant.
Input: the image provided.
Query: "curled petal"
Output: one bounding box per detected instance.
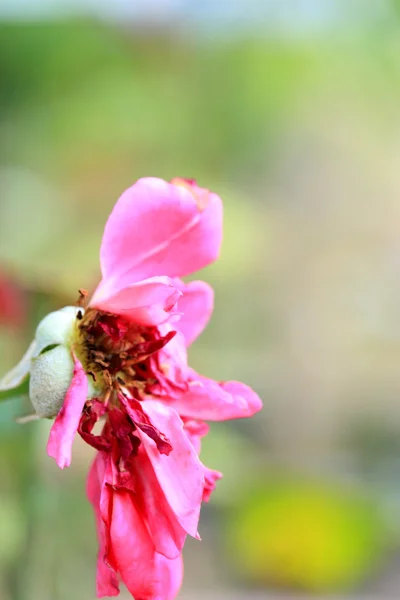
[183,419,210,454]
[139,401,204,538]
[132,330,177,363]
[46,354,88,469]
[174,279,214,346]
[203,467,223,503]
[164,371,263,422]
[97,177,223,287]
[119,394,172,455]
[79,401,111,452]
[91,276,181,327]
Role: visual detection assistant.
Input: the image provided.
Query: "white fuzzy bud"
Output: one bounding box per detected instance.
[29,345,75,418]
[34,306,83,357]
[0,305,91,419]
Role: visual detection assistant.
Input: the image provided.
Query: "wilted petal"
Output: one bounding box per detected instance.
[165,371,263,421]
[91,276,181,327]
[89,450,184,598]
[151,329,188,396]
[97,177,222,288]
[79,401,111,452]
[46,354,88,469]
[183,419,210,455]
[110,490,156,600]
[174,279,214,346]
[139,401,204,538]
[203,467,223,503]
[119,394,172,455]
[154,553,183,600]
[87,454,120,598]
[133,445,187,559]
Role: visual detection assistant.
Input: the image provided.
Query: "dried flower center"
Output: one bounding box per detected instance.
[76,308,174,402]
[76,308,174,458]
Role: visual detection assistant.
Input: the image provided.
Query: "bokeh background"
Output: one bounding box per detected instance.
[2,1,400,598]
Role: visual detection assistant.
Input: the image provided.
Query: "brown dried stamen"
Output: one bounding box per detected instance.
[77,308,174,404]
[77,288,88,307]
[76,308,175,458]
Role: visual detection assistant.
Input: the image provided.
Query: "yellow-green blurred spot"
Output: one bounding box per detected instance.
[228,476,387,592]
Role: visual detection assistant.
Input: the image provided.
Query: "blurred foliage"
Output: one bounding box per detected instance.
[0,20,311,297]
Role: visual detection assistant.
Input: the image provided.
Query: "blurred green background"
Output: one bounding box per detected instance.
[3,1,400,598]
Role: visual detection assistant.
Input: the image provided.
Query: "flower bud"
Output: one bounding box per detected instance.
[34,306,82,357]
[29,345,74,418]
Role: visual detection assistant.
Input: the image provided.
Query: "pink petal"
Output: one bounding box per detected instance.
[46,355,88,469]
[87,454,120,598]
[110,490,156,600]
[139,400,204,538]
[119,394,173,455]
[203,467,223,503]
[133,444,187,559]
[173,279,214,346]
[97,177,223,287]
[151,328,188,395]
[91,276,181,327]
[183,420,222,502]
[154,553,183,600]
[183,419,210,454]
[87,453,103,507]
[164,372,263,421]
